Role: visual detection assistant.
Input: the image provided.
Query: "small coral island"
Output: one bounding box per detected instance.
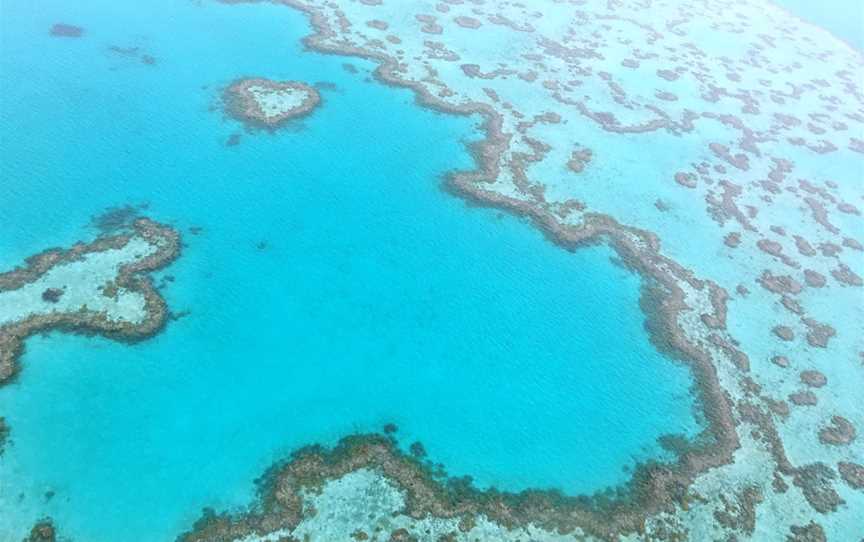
[0,218,180,385]
[224,78,321,130]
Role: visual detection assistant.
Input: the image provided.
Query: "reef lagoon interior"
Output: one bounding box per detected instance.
[0,0,862,541]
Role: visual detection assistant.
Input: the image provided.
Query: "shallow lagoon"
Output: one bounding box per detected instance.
[0,0,701,540]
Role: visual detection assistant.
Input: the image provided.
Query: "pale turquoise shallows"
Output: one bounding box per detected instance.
[0,1,701,540]
[772,0,864,51]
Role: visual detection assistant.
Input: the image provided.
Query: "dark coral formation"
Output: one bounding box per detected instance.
[802,319,835,348]
[0,416,9,456]
[388,528,418,542]
[90,203,149,234]
[770,355,789,368]
[0,218,181,385]
[454,16,481,30]
[724,232,741,248]
[791,463,844,514]
[788,391,818,407]
[817,416,856,446]
[803,269,826,288]
[107,45,158,66]
[712,485,762,536]
[772,325,794,341]
[40,288,64,303]
[49,24,83,38]
[787,522,826,542]
[799,370,826,388]
[837,461,864,490]
[224,77,321,130]
[736,399,852,519]
[567,147,593,173]
[23,518,56,542]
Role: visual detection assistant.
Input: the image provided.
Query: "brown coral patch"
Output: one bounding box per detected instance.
[0,416,9,456]
[802,319,835,348]
[770,355,789,368]
[818,416,856,446]
[674,171,697,188]
[772,325,794,341]
[788,391,818,407]
[567,147,593,173]
[799,370,826,388]
[25,518,57,542]
[454,16,481,29]
[830,263,863,286]
[803,269,826,288]
[792,463,844,513]
[787,521,826,542]
[366,19,388,31]
[837,462,864,490]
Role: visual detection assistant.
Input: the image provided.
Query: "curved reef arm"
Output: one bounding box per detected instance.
[0,218,181,385]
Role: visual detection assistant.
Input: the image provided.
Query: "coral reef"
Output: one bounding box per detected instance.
[192,0,864,538]
[0,218,181,385]
[23,519,56,542]
[179,433,727,541]
[224,77,320,129]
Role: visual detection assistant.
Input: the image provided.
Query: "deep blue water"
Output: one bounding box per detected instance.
[0,1,700,540]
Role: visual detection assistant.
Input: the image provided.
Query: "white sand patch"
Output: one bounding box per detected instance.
[247,85,311,119]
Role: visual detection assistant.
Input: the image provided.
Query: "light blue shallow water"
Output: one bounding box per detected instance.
[0,1,702,539]
[772,0,864,51]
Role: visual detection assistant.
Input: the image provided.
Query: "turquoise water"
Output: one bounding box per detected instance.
[0,1,701,540]
[773,0,864,50]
